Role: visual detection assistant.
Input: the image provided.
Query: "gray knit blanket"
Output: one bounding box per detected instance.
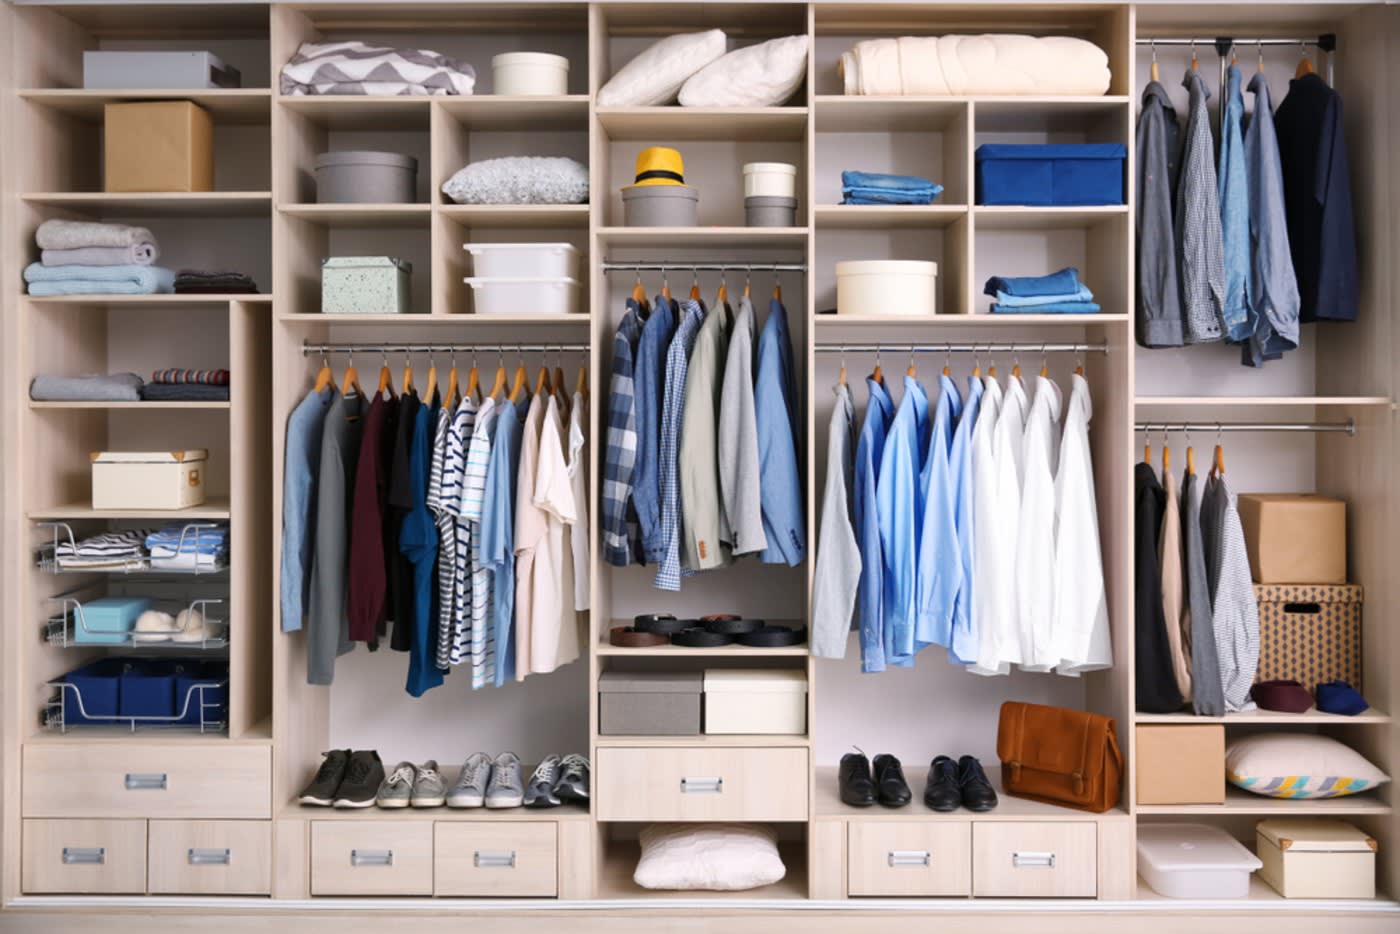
[281,41,475,96]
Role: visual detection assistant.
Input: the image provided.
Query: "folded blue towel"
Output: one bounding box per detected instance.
[993,285,1095,308]
[983,267,1082,298]
[24,262,175,296]
[991,301,1101,314]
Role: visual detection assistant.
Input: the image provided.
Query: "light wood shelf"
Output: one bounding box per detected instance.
[597,226,808,249]
[25,294,269,306]
[284,802,590,822]
[814,766,1128,821]
[277,94,431,129]
[974,205,1130,230]
[814,96,967,131]
[816,313,1128,326]
[597,106,809,141]
[280,312,590,325]
[438,204,590,228]
[1134,396,1393,408]
[1136,788,1392,816]
[279,203,431,227]
[29,401,231,410]
[22,191,272,217]
[1135,873,1392,905]
[27,497,232,521]
[814,204,968,229]
[437,94,589,129]
[596,733,811,748]
[1136,708,1391,725]
[19,88,271,123]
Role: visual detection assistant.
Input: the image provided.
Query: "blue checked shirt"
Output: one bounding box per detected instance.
[602,299,645,565]
[653,299,705,591]
[633,296,677,564]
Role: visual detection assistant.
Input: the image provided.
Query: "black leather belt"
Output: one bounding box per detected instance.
[610,627,670,648]
[701,613,741,622]
[672,628,736,648]
[703,617,764,635]
[633,614,689,635]
[737,625,807,647]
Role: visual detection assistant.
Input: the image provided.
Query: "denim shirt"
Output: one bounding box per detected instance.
[1217,64,1252,342]
[754,298,805,566]
[1243,71,1301,367]
[915,374,962,651]
[878,375,929,667]
[481,395,527,686]
[1135,81,1184,347]
[631,295,677,563]
[855,377,895,673]
[947,376,983,664]
[280,384,337,632]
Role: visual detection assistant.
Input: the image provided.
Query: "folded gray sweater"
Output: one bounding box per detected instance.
[35,219,157,251]
[30,373,144,401]
[42,244,158,267]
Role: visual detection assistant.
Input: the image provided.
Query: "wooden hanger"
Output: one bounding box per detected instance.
[1190,40,1200,71]
[1149,40,1160,82]
[424,355,438,401]
[377,360,394,396]
[1039,347,1049,378]
[488,364,507,401]
[871,348,884,385]
[401,355,416,396]
[906,348,917,378]
[575,363,588,397]
[988,359,997,378]
[465,359,480,403]
[508,356,528,404]
[445,357,460,407]
[1213,441,1227,476]
[743,269,752,299]
[772,272,782,302]
[1257,41,1266,73]
[1143,432,1152,466]
[689,268,701,302]
[631,275,647,304]
[535,360,552,396]
[1011,356,1021,380]
[314,356,333,393]
[1162,435,1172,472]
[661,269,672,301]
[341,356,363,397]
[1296,46,1316,77]
[1186,443,1196,476]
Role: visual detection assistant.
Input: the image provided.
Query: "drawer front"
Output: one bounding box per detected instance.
[972,822,1097,898]
[848,821,971,897]
[24,744,271,819]
[22,819,147,894]
[596,746,808,822]
[311,821,433,896]
[434,821,557,897]
[148,820,271,895]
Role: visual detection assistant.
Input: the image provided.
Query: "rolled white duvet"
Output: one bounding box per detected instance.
[840,34,1111,97]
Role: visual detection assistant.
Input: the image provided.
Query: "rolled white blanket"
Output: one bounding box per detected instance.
[36,219,159,251]
[840,34,1111,97]
[42,243,158,266]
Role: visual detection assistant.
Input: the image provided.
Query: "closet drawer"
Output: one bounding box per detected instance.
[147,820,271,895]
[595,746,808,822]
[971,822,1097,898]
[22,819,147,894]
[23,744,271,819]
[311,820,433,896]
[434,821,557,897]
[847,820,971,897]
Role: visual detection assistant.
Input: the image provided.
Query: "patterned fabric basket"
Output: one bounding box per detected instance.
[1254,584,1363,691]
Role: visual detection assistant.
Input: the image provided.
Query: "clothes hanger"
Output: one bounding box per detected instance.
[488,346,508,401]
[871,345,884,385]
[445,349,460,407]
[1185,427,1196,476]
[716,268,727,305]
[1190,39,1199,72]
[772,269,782,302]
[376,349,394,397]
[1161,427,1172,473]
[1039,344,1049,378]
[906,345,916,378]
[838,346,848,387]
[509,345,528,404]
[1296,40,1316,77]
[575,348,588,398]
[1011,350,1021,381]
[401,351,415,396]
[689,266,701,302]
[743,266,752,299]
[552,345,566,399]
[314,353,333,393]
[942,344,951,378]
[341,350,363,397]
[1143,427,1152,466]
[1149,39,1160,83]
[661,265,671,302]
[972,351,982,379]
[424,349,439,401]
[1257,41,1266,73]
[631,270,647,305]
[535,345,553,396]
[988,353,997,379]
[1212,424,1227,476]
[1074,352,1085,377]
[465,348,480,403]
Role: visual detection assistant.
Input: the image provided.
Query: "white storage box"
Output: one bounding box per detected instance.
[1256,818,1377,899]
[464,277,580,315]
[91,450,208,511]
[1137,823,1262,898]
[322,256,411,315]
[492,52,569,95]
[703,669,807,735]
[84,51,240,89]
[464,242,579,280]
[743,162,797,199]
[836,260,939,316]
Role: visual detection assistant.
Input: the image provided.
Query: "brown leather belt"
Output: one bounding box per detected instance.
[609,627,670,648]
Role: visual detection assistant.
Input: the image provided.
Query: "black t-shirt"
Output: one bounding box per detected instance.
[387,391,420,652]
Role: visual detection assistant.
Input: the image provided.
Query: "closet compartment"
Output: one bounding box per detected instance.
[596,822,809,900]
[435,214,589,316]
[277,212,432,318]
[21,819,148,895]
[971,208,1128,318]
[971,821,1098,898]
[433,821,558,897]
[595,745,809,823]
[814,98,970,210]
[310,820,434,896]
[146,819,273,895]
[846,820,973,897]
[815,224,968,317]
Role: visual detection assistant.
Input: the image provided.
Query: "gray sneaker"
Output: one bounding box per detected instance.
[485,751,524,808]
[555,753,590,803]
[447,752,492,808]
[523,755,562,808]
[376,761,416,809]
[412,760,445,808]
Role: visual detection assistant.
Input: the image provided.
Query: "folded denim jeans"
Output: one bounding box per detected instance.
[983,266,1083,298]
[993,286,1095,307]
[990,301,1101,314]
[841,170,941,192]
[842,189,941,205]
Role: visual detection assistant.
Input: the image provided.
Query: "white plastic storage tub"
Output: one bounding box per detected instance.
[91,450,208,511]
[464,242,579,280]
[743,162,797,199]
[464,277,580,315]
[836,260,939,316]
[1137,823,1263,898]
[703,669,807,735]
[492,52,569,96]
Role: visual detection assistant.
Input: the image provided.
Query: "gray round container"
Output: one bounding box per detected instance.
[745,195,798,227]
[622,185,699,227]
[315,150,418,204]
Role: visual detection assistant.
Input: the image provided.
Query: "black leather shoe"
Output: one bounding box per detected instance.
[923,755,960,812]
[958,755,999,812]
[872,754,912,807]
[838,752,877,807]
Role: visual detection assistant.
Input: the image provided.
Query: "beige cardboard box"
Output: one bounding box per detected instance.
[1255,583,1363,690]
[1256,818,1376,898]
[104,101,213,192]
[1237,494,1346,584]
[91,449,208,510]
[1135,725,1224,805]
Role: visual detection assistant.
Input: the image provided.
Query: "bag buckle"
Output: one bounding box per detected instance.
[1007,760,1022,781]
[1073,771,1085,795]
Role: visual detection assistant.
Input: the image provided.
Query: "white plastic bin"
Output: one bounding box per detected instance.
[464,277,580,315]
[464,242,579,280]
[1137,823,1263,899]
[492,52,569,95]
[835,260,938,316]
[703,669,807,735]
[743,162,797,199]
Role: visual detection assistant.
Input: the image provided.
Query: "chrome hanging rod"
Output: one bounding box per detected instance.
[1135,36,1336,49]
[302,341,588,356]
[814,342,1107,354]
[1136,420,1355,437]
[601,261,807,272]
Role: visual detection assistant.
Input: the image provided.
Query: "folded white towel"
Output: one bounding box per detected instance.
[36,219,158,251]
[840,34,1111,97]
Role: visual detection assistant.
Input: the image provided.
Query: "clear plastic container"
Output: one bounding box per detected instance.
[1137,823,1263,898]
[464,242,579,280]
[464,277,580,315]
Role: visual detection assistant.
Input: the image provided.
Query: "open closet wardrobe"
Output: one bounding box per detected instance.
[1,2,1397,932]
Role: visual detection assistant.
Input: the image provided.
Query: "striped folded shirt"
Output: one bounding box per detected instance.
[55,529,151,558]
[145,524,230,556]
[150,368,230,386]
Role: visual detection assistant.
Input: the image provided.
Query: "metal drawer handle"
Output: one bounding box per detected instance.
[888,849,931,868]
[62,847,105,865]
[124,773,168,791]
[474,849,517,869]
[681,776,723,794]
[1012,850,1056,869]
[351,849,393,867]
[188,848,231,866]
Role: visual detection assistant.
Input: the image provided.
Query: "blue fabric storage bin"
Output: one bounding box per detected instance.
[976,143,1126,206]
[119,658,178,719]
[59,658,126,724]
[174,660,227,726]
[72,596,152,645]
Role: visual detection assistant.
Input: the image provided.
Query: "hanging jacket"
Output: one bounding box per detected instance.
[1180,470,1224,715]
[679,301,734,570]
[1015,374,1062,671]
[653,301,705,591]
[281,384,337,633]
[1176,68,1226,344]
[1243,71,1302,367]
[1135,80,1184,347]
[878,375,928,667]
[1158,469,1191,700]
[1051,374,1111,675]
[811,382,860,660]
[718,296,765,555]
[1135,462,1184,712]
[1217,64,1251,341]
[754,298,805,566]
[914,374,961,650]
[947,376,984,665]
[855,377,895,673]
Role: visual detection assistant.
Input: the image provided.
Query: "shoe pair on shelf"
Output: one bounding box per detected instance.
[923,755,998,812]
[839,750,912,808]
[447,752,591,809]
[377,760,447,808]
[298,749,385,808]
[839,751,998,812]
[522,753,591,809]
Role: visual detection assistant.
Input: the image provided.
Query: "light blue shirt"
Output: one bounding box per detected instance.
[915,374,962,651]
[754,298,804,566]
[855,377,894,673]
[1243,70,1301,367]
[948,377,984,664]
[1218,63,1251,341]
[279,384,337,632]
[480,394,527,686]
[878,375,929,667]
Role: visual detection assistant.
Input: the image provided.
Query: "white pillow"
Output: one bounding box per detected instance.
[1227,733,1390,799]
[597,30,727,107]
[633,824,786,891]
[441,156,588,205]
[679,35,808,107]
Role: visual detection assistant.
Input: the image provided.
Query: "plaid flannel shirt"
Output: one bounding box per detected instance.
[602,300,645,565]
[653,300,706,591]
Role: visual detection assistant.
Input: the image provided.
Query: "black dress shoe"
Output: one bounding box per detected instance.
[838,752,877,807]
[923,755,960,812]
[958,755,999,812]
[872,754,912,807]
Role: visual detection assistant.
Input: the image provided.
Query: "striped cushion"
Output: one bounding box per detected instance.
[1226,733,1389,799]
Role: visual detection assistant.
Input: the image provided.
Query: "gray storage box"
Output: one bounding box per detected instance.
[321,256,412,315]
[745,195,798,227]
[83,51,241,89]
[622,185,699,227]
[599,671,702,736]
[315,151,418,204]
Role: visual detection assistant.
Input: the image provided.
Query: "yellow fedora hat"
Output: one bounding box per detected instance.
[632,146,687,187]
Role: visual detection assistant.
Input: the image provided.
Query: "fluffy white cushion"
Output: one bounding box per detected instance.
[441,156,589,205]
[131,609,175,644]
[597,30,727,107]
[633,823,785,891]
[1227,733,1390,799]
[679,35,808,107]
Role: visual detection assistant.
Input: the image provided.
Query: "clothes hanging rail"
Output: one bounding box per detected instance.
[600,261,808,272]
[1135,420,1356,437]
[1136,34,1337,113]
[813,342,1107,354]
[302,341,589,356]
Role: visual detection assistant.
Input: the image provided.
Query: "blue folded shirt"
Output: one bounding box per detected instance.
[990,301,1101,314]
[146,523,230,555]
[992,285,1095,308]
[983,267,1083,298]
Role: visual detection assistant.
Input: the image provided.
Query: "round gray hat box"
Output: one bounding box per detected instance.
[315,150,418,204]
[745,195,798,227]
[622,185,699,227]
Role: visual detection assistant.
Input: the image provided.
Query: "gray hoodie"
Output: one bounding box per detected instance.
[1135,80,1184,347]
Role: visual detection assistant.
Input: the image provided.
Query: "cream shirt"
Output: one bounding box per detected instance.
[513,391,547,681]
[531,391,576,674]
